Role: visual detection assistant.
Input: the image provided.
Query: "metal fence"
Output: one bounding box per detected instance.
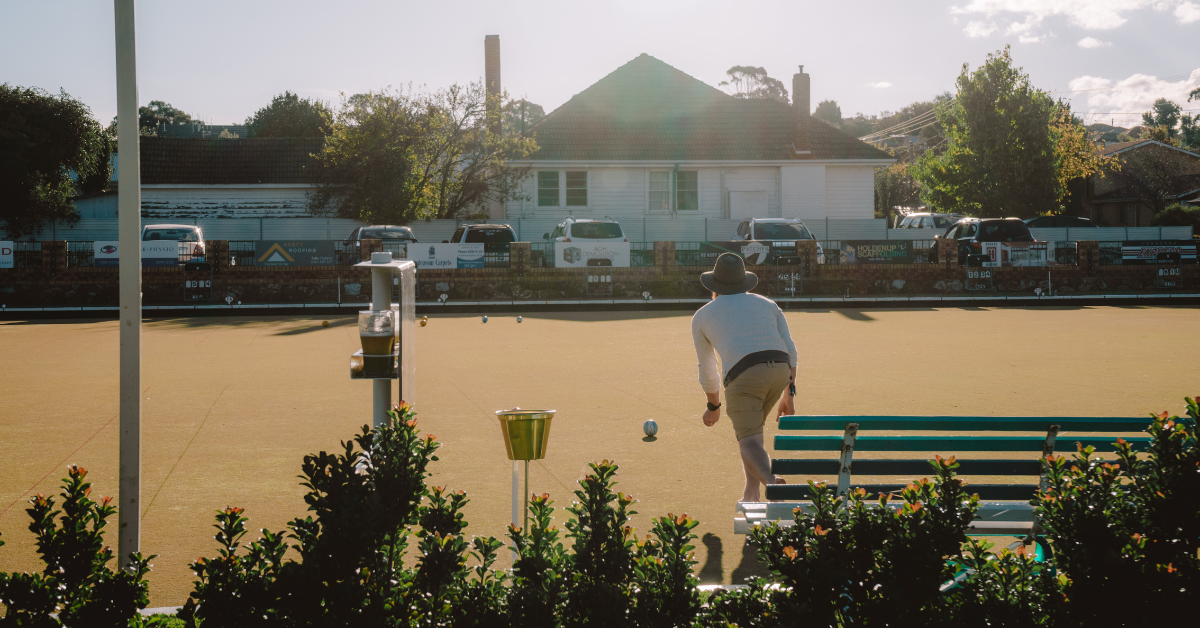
[13,242,42,267]
[228,241,256,266]
[66,241,94,267]
[631,242,655,267]
[531,242,555,267]
[1099,242,1122,265]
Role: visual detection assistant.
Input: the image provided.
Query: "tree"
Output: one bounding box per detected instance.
[1100,143,1200,216]
[0,85,112,238]
[813,100,842,127]
[874,162,921,223]
[1142,98,1181,140]
[911,47,1060,218]
[503,98,544,135]
[718,66,788,103]
[308,83,538,223]
[245,91,332,138]
[1052,107,1117,213]
[137,100,193,134]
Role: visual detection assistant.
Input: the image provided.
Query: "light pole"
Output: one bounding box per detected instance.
[113,0,142,570]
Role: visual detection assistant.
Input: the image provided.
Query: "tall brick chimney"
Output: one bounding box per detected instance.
[792,65,810,121]
[793,65,811,154]
[485,35,501,135]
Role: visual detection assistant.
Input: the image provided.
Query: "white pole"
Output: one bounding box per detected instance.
[114,0,142,570]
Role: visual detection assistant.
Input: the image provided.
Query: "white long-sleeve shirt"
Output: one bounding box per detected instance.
[691,292,798,393]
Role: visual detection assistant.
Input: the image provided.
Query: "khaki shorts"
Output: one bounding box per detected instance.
[724,362,791,440]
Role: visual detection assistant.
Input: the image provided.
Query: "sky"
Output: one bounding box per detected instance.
[2,0,1198,131]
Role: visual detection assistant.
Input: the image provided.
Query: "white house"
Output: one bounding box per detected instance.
[502,55,892,231]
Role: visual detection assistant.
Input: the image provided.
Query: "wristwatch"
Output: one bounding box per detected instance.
[706,401,722,411]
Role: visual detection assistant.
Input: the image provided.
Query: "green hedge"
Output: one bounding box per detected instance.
[2,399,1197,627]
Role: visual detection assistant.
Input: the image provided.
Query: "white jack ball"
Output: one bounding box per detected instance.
[643,420,658,437]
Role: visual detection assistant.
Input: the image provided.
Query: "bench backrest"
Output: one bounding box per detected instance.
[766,415,1151,502]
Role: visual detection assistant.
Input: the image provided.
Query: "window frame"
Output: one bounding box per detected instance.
[646,169,700,214]
[647,170,672,214]
[675,170,699,211]
[536,169,589,209]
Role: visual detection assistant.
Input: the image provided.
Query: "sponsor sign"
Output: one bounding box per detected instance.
[413,243,485,269]
[0,241,12,269]
[254,240,337,266]
[1121,240,1197,265]
[698,241,787,266]
[141,242,179,268]
[94,241,120,267]
[839,240,913,264]
[554,241,631,268]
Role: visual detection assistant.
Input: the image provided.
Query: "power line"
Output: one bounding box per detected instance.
[857,108,941,141]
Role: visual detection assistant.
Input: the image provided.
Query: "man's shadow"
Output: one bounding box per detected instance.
[697,533,769,585]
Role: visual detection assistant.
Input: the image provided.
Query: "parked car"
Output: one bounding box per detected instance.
[444,223,517,251]
[1023,215,1097,228]
[346,225,418,247]
[543,218,628,242]
[733,217,825,264]
[933,217,1035,264]
[896,212,964,229]
[141,224,204,261]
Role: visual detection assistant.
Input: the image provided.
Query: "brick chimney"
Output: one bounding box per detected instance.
[792,65,812,154]
[485,35,501,135]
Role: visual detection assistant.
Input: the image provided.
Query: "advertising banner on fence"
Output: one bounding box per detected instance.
[838,240,913,264]
[1121,240,1197,264]
[698,241,787,266]
[555,241,631,268]
[141,242,179,268]
[413,243,484,269]
[94,241,119,267]
[254,240,337,266]
[0,241,12,269]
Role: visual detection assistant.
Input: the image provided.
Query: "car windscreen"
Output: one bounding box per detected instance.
[570,222,623,239]
[932,216,955,228]
[361,227,415,240]
[464,228,516,244]
[977,221,1033,242]
[754,222,811,240]
[142,228,199,242]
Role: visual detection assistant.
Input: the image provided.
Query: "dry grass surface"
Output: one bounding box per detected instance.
[1,305,1197,605]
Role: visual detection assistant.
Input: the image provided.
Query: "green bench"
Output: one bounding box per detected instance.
[734,415,1152,553]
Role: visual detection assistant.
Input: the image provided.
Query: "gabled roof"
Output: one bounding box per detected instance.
[526,54,888,162]
[139,137,322,184]
[1099,139,1200,158]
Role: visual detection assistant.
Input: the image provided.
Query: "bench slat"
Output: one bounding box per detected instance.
[766,483,1040,501]
[777,415,1150,432]
[772,458,1048,476]
[774,435,1149,452]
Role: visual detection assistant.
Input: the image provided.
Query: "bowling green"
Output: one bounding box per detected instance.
[1,305,1197,606]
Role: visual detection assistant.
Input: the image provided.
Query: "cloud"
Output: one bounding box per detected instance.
[964,20,998,37]
[1071,69,1200,126]
[870,82,893,89]
[1077,36,1112,48]
[952,1,1199,40]
[1177,2,1200,23]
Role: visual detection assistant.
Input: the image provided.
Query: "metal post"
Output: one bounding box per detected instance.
[114,0,141,571]
[371,266,392,428]
[511,461,520,529]
[523,459,530,532]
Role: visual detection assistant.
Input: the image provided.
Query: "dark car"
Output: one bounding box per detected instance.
[1023,215,1097,229]
[445,223,517,252]
[933,218,1035,264]
[346,225,418,246]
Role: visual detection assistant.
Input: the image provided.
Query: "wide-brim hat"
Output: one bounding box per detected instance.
[701,252,758,295]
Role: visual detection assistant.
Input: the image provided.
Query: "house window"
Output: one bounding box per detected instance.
[649,171,671,212]
[565,171,588,206]
[676,171,698,210]
[538,171,559,207]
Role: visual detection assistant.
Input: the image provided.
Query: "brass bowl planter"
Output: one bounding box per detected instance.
[495,409,555,461]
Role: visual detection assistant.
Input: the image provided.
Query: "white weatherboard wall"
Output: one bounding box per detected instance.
[780,165,825,222]
[824,166,874,219]
[140,185,315,219]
